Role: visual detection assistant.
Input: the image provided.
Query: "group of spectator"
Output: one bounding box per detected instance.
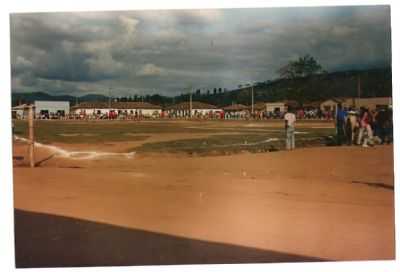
[336,104,393,147]
[296,108,334,120]
[283,103,393,151]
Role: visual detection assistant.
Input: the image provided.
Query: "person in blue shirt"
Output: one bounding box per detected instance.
[336,103,347,145]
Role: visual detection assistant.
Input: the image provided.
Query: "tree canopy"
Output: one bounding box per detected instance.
[278,54,324,79]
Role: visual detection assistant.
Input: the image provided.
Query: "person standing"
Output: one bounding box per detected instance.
[335,103,347,145]
[346,108,358,145]
[374,109,385,144]
[357,108,374,147]
[284,106,296,150]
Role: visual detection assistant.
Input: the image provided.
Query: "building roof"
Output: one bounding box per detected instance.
[253,102,267,111]
[283,100,300,108]
[166,101,218,110]
[12,104,30,110]
[72,101,161,110]
[34,100,70,104]
[303,101,322,108]
[223,104,249,111]
[321,97,392,105]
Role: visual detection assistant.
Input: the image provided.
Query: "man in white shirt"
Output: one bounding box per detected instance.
[284,107,296,150]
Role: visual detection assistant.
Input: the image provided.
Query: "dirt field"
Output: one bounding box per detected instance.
[12,120,395,267]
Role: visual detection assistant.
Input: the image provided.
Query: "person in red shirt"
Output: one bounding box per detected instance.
[357,108,374,147]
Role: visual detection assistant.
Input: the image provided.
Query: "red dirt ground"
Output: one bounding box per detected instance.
[12,141,395,266]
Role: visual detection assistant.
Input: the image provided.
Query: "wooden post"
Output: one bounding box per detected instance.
[28,105,35,168]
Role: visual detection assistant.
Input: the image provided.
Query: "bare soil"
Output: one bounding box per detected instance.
[12,138,395,266]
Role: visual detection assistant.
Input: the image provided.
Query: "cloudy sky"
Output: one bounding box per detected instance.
[10,5,391,97]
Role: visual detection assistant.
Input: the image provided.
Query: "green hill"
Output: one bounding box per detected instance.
[11,67,392,108]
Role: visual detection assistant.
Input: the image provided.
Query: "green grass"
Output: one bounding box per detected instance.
[13,120,335,155]
[132,129,335,155]
[13,120,159,143]
[14,120,240,144]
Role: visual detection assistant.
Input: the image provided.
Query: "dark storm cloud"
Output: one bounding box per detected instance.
[10,6,391,97]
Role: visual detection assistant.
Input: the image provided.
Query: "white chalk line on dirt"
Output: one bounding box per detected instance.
[185,126,282,132]
[14,136,135,160]
[185,126,310,135]
[210,138,280,148]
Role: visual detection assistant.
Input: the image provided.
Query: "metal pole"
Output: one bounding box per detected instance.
[189,91,193,118]
[28,105,35,168]
[357,75,361,109]
[251,85,254,115]
[108,88,112,108]
[108,88,112,120]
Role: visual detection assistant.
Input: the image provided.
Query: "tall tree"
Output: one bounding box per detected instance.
[278,54,323,79]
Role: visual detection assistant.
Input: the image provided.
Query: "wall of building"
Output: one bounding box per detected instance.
[343,97,392,110]
[192,109,222,115]
[34,101,70,115]
[166,108,222,117]
[320,97,392,112]
[266,103,285,113]
[320,100,338,112]
[73,108,161,116]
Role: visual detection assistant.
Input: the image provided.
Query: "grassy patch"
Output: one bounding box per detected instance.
[13,120,155,143]
[132,130,335,156]
[12,120,335,152]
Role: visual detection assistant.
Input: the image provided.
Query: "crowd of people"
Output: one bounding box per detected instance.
[283,104,393,151]
[335,104,393,147]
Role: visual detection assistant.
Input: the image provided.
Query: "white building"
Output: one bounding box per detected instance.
[266,102,286,113]
[253,102,286,113]
[71,101,162,117]
[165,101,222,117]
[320,97,392,112]
[34,101,70,117]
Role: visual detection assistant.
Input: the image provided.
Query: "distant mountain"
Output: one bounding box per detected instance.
[79,94,109,102]
[11,67,392,107]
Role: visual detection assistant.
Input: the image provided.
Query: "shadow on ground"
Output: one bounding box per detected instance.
[14,209,327,268]
[351,181,394,191]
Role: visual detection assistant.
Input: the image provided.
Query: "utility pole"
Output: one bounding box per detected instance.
[28,105,35,168]
[189,90,193,118]
[108,87,112,120]
[357,74,361,109]
[108,87,112,108]
[251,85,254,115]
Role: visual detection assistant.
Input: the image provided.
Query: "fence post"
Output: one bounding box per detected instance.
[28,105,35,168]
